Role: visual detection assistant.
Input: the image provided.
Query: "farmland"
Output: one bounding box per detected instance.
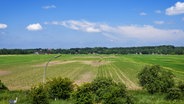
[0,54,184,90]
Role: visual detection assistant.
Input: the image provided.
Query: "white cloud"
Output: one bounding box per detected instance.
[26,23,42,31]
[166,2,184,15]
[0,23,7,29]
[116,25,184,40]
[155,10,162,14]
[42,5,56,9]
[139,12,147,16]
[45,20,184,41]
[46,20,101,33]
[154,21,165,25]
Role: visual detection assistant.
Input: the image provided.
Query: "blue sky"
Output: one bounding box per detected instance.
[0,0,184,48]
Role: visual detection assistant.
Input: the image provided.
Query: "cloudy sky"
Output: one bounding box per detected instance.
[0,0,184,48]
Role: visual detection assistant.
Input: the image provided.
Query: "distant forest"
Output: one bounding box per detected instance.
[0,45,184,55]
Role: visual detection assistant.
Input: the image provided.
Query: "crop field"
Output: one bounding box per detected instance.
[0,54,184,90]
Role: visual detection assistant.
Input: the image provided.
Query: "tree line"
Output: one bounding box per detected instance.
[0,45,184,55]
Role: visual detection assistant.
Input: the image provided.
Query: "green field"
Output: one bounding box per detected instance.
[0,54,184,91]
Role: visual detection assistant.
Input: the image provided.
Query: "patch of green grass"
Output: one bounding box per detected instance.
[0,90,30,104]
[130,90,184,104]
[123,55,184,82]
[2,90,183,104]
[0,90,74,104]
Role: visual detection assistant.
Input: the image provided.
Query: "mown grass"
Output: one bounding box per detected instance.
[122,55,184,82]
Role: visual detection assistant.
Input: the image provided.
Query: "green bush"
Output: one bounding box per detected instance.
[98,83,129,104]
[46,77,74,100]
[29,84,49,104]
[0,80,8,91]
[73,83,94,104]
[165,88,182,100]
[178,81,184,95]
[90,78,114,96]
[73,77,134,104]
[138,65,174,94]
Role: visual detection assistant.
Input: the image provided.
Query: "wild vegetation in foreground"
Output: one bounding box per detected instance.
[0,54,184,103]
[1,74,184,104]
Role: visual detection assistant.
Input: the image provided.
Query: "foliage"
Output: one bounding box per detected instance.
[73,77,134,104]
[98,84,131,104]
[178,81,184,95]
[90,78,128,103]
[165,88,182,100]
[2,90,184,104]
[73,83,94,104]
[0,80,8,91]
[138,65,174,94]
[29,84,49,104]
[0,45,184,55]
[90,77,114,95]
[46,77,74,100]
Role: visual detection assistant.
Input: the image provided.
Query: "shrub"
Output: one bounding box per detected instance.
[73,83,94,104]
[165,88,182,100]
[29,84,49,104]
[90,78,114,94]
[73,77,134,104]
[92,77,133,104]
[178,81,184,95]
[46,77,74,100]
[138,65,174,94]
[98,83,129,104]
[0,80,8,91]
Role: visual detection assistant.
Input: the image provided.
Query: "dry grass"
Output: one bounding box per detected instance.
[74,71,94,85]
[0,70,11,76]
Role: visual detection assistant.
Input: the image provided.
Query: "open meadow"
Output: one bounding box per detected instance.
[0,54,184,90]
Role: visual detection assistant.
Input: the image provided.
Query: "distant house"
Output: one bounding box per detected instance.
[34,52,39,55]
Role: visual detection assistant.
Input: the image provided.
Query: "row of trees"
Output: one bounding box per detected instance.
[0,45,184,55]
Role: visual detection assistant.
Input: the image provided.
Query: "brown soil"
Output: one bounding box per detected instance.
[34,60,109,67]
[80,60,109,67]
[0,70,11,76]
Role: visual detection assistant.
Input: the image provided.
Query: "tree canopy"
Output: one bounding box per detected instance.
[0,45,184,55]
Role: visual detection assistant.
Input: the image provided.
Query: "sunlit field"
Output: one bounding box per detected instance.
[0,54,184,90]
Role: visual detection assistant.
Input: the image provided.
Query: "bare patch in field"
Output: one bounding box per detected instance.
[74,72,94,85]
[81,60,109,67]
[34,60,109,67]
[0,70,11,76]
[33,60,76,67]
